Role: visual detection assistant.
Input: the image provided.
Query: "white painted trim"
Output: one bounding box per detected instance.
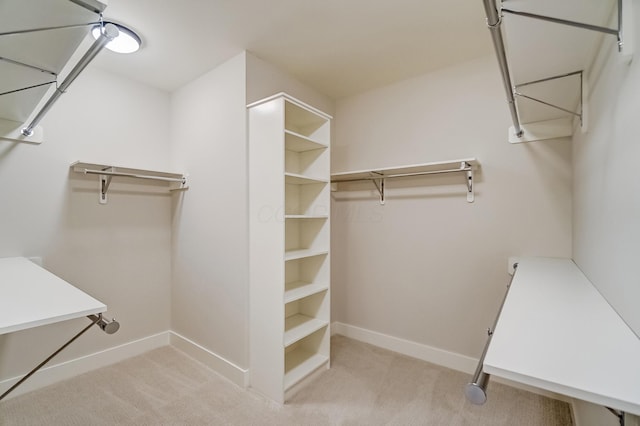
[169,331,249,388]
[331,322,570,402]
[332,321,476,373]
[0,331,170,400]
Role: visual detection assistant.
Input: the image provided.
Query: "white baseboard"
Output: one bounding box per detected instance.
[0,331,170,400]
[331,322,569,402]
[169,331,249,388]
[332,321,477,373]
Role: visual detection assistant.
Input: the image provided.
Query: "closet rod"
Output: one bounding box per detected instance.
[465,262,519,405]
[501,8,619,37]
[482,0,523,138]
[331,165,471,183]
[82,168,187,184]
[21,23,119,137]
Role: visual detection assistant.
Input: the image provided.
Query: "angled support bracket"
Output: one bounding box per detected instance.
[514,70,584,128]
[99,168,114,205]
[0,313,119,401]
[465,162,474,203]
[370,172,385,205]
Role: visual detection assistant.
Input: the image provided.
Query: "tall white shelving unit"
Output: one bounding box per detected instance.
[248,93,331,403]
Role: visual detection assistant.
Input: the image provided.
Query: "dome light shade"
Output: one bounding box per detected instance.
[92,22,141,54]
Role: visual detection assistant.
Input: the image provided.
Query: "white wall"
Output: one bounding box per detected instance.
[331,55,572,360]
[573,10,640,338]
[0,66,172,388]
[571,4,640,425]
[169,52,249,369]
[246,53,334,115]
[169,51,332,378]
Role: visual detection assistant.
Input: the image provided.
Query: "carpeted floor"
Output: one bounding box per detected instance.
[0,335,573,425]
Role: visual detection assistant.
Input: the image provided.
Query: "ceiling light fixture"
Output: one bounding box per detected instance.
[92,21,141,54]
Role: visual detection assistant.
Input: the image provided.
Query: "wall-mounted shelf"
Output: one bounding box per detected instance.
[483,0,633,143]
[331,158,478,204]
[0,0,112,144]
[482,257,640,417]
[0,257,119,400]
[71,161,188,204]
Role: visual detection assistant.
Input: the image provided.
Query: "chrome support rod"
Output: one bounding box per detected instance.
[0,22,101,37]
[0,56,57,76]
[0,314,103,401]
[515,70,583,89]
[21,23,119,137]
[482,0,523,138]
[501,8,619,36]
[503,0,623,51]
[465,262,519,405]
[514,70,584,125]
[0,81,57,98]
[513,92,582,118]
[83,168,187,184]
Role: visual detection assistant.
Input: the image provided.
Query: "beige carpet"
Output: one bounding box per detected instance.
[0,335,572,425]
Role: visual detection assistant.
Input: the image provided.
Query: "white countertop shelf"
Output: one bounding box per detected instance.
[484,257,640,415]
[0,257,106,335]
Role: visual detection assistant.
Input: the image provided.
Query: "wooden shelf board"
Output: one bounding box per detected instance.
[331,158,477,183]
[0,257,106,335]
[284,314,328,347]
[285,130,328,152]
[284,215,328,220]
[284,249,329,261]
[284,350,329,390]
[284,281,329,304]
[285,173,328,185]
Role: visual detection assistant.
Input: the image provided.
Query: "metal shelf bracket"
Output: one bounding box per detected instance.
[99,169,114,204]
[466,164,474,203]
[370,172,385,205]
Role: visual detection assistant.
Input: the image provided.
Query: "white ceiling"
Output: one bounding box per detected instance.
[92,0,495,99]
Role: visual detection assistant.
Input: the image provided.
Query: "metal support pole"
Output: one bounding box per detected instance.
[21,23,119,137]
[0,314,119,401]
[465,262,519,404]
[0,315,102,401]
[482,0,523,138]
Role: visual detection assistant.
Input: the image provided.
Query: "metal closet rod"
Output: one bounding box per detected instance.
[82,168,187,184]
[331,165,472,184]
[482,0,623,139]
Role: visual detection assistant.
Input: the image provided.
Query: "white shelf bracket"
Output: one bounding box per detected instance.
[370,173,385,205]
[99,171,113,205]
[465,162,475,203]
